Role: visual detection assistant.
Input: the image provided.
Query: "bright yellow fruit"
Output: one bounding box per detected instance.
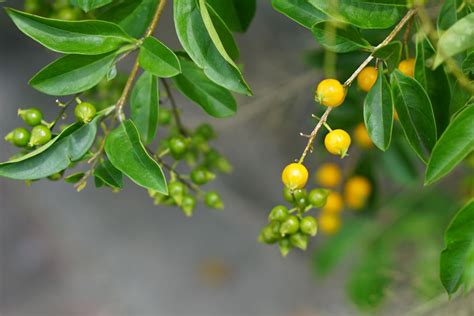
[316,79,345,107]
[322,191,344,215]
[357,66,378,92]
[281,163,309,190]
[318,213,341,235]
[398,58,415,77]
[315,163,341,188]
[325,129,351,158]
[354,123,373,148]
[344,176,372,209]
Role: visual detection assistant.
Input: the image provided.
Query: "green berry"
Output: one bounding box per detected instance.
[74,102,96,123]
[56,8,78,20]
[290,232,309,250]
[168,181,187,205]
[29,125,51,146]
[18,108,43,126]
[5,127,30,147]
[296,196,309,209]
[215,157,232,173]
[195,123,215,140]
[158,108,172,125]
[293,188,307,200]
[283,187,294,203]
[308,188,330,207]
[191,134,209,152]
[259,224,278,244]
[181,194,196,217]
[280,215,299,236]
[24,0,41,13]
[278,238,292,257]
[169,136,188,160]
[190,166,215,185]
[300,216,318,236]
[47,171,63,181]
[205,191,224,209]
[268,205,289,222]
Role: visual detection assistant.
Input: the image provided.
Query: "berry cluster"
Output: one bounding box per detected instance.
[24,0,84,20]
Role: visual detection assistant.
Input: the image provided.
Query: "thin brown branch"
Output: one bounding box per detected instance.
[298,107,332,163]
[161,78,188,136]
[151,150,199,193]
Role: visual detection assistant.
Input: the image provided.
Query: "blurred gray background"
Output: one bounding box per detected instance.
[1,2,472,316]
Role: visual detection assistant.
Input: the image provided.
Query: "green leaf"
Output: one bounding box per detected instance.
[139,37,181,78]
[206,0,256,32]
[462,52,474,75]
[0,107,113,180]
[30,52,116,96]
[364,65,393,151]
[6,8,134,55]
[437,0,463,31]
[373,41,402,72]
[425,105,474,185]
[390,70,437,163]
[311,22,372,53]
[379,136,418,185]
[174,0,252,95]
[93,159,123,189]
[98,0,160,38]
[433,13,474,69]
[173,57,237,118]
[64,172,85,183]
[105,120,167,194]
[69,0,112,12]
[131,71,159,144]
[206,4,240,61]
[449,80,473,116]
[271,0,327,29]
[440,199,474,294]
[415,37,451,135]
[308,0,406,29]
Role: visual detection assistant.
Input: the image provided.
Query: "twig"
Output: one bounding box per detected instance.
[50,93,81,130]
[152,152,200,193]
[298,107,333,163]
[161,78,188,136]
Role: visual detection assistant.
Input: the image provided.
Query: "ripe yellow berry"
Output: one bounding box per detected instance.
[318,213,341,235]
[316,79,345,107]
[315,163,341,188]
[281,163,309,190]
[324,129,351,158]
[398,58,415,77]
[322,191,344,215]
[354,123,373,148]
[344,176,372,210]
[357,66,378,92]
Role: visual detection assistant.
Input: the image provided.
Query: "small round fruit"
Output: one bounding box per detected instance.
[181,194,196,217]
[324,129,351,158]
[283,187,295,203]
[318,213,341,235]
[158,108,172,125]
[300,216,318,236]
[296,196,309,209]
[268,205,289,222]
[259,225,278,244]
[190,166,215,185]
[280,215,300,236]
[308,188,330,207]
[344,176,372,209]
[5,127,30,147]
[292,188,307,200]
[398,58,415,77]
[205,191,224,209]
[29,125,51,146]
[281,163,309,190]
[322,191,344,215]
[290,232,309,250]
[357,66,378,92]
[315,163,341,188]
[74,102,96,123]
[18,108,43,126]
[278,237,292,257]
[316,79,345,107]
[354,123,373,148]
[168,181,186,202]
[195,123,215,140]
[169,136,188,160]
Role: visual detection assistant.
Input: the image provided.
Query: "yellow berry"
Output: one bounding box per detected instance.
[344,176,372,209]
[357,66,378,92]
[316,79,345,107]
[398,58,415,77]
[318,213,341,235]
[281,163,309,190]
[315,163,341,188]
[322,191,344,215]
[354,123,373,149]
[324,129,351,158]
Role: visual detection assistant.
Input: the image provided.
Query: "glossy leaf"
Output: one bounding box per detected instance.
[70,0,112,12]
[440,199,474,294]
[364,65,393,151]
[449,80,473,116]
[312,22,371,53]
[425,106,474,185]
[271,0,327,29]
[131,71,159,144]
[391,70,437,163]
[139,37,181,78]
[437,0,465,31]
[415,37,451,135]
[30,52,116,96]
[93,159,123,189]
[462,52,474,75]
[373,41,402,72]
[174,0,252,95]
[105,120,167,194]
[173,57,237,118]
[206,4,240,61]
[308,0,406,29]
[433,13,474,69]
[206,0,256,32]
[6,8,134,55]
[98,0,160,38]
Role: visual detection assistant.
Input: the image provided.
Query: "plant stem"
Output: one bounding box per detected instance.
[161,78,188,136]
[298,107,332,163]
[50,93,81,130]
[153,154,200,193]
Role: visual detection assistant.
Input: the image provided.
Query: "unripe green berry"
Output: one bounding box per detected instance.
[158,108,172,125]
[18,108,43,126]
[278,238,292,257]
[181,194,196,217]
[74,102,96,123]
[296,196,309,209]
[5,127,30,147]
[283,187,294,203]
[280,215,299,236]
[195,123,215,140]
[300,216,318,236]
[293,188,307,200]
[190,166,215,185]
[205,191,224,209]
[215,157,232,173]
[169,136,188,160]
[308,188,330,207]
[268,205,289,222]
[168,181,187,205]
[259,224,278,244]
[47,172,63,181]
[290,232,309,250]
[29,125,51,146]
